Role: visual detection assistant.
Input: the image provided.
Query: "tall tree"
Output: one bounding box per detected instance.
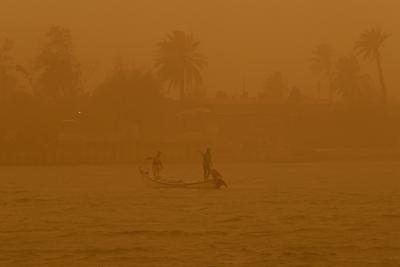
[331,56,375,104]
[91,59,164,132]
[35,26,81,101]
[355,27,389,104]
[260,71,288,103]
[310,44,334,101]
[155,31,208,101]
[0,39,17,97]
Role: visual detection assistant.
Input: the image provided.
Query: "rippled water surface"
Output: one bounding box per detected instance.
[1,162,400,266]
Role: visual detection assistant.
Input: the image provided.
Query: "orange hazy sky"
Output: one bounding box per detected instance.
[1,0,399,98]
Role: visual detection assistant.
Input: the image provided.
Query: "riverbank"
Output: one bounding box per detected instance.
[1,146,400,166]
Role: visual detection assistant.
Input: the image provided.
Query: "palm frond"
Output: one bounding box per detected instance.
[155,31,208,99]
[355,27,389,60]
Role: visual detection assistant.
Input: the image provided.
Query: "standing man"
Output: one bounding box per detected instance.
[151,151,163,178]
[200,148,213,180]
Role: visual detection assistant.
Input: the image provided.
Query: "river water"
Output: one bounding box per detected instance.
[1,162,400,266]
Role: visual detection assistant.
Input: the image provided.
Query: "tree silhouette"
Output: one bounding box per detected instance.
[260,71,288,103]
[91,58,164,132]
[355,27,389,104]
[35,26,81,102]
[0,39,17,97]
[332,56,360,103]
[155,31,207,101]
[310,44,334,101]
[331,56,375,104]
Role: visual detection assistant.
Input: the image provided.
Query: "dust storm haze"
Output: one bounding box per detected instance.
[1,1,400,267]
[1,0,400,96]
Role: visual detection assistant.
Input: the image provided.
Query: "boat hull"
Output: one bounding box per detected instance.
[139,169,219,189]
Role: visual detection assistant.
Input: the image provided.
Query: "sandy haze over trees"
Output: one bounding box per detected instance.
[0,0,399,98]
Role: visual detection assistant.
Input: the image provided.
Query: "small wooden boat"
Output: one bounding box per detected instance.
[139,168,226,189]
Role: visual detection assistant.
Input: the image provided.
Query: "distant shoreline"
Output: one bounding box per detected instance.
[1,148,400,167]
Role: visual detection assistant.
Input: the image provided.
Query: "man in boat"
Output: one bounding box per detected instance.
[149,151,163,178]
[200,148,213,180]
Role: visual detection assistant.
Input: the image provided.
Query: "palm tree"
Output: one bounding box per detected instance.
[310,44,334,102]
[155,31,208,101]
[355,27,389,104]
